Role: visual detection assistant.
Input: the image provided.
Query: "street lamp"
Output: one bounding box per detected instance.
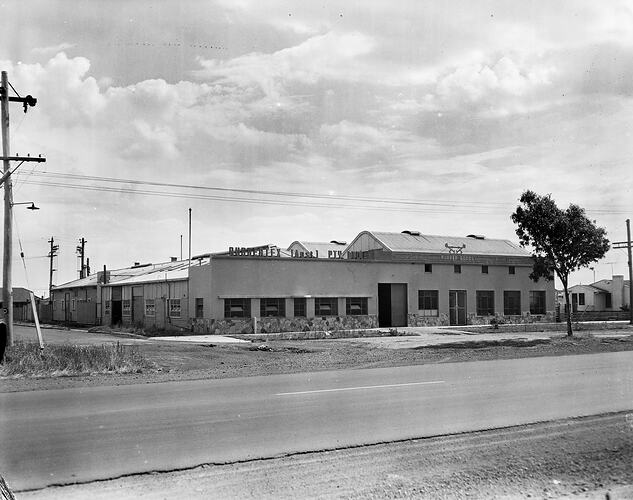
[12,201,39,210]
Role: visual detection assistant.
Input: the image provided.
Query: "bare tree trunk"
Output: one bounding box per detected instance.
[562,281,573,337]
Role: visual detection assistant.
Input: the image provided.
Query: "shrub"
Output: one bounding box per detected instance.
[0,341,154,378]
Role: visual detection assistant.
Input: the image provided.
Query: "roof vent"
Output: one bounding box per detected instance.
[467,234,485,240]
[131,262,152,269]
[330,240,347,245]
[402,230,421,236]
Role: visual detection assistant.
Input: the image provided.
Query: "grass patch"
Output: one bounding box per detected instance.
[0,341,154,378]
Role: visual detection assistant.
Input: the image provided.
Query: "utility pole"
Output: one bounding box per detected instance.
[612,218,633,325]
[48,236,58,299]
[1,70,45,348]
[76,237,86,278]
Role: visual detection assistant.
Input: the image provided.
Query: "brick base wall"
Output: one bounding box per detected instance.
[191,315,379,335]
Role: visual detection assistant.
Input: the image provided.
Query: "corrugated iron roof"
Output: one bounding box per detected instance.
[365,231,530,257]
[0,287,34,303]
[52,258,205,290]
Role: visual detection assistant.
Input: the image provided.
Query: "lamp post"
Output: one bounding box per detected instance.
[11,201,39,210]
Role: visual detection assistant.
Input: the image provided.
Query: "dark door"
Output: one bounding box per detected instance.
[64,293,71,324]
[132,287,144,325]
[390,283,408,327]
[449,290,467,326]
[111,301,122,326]
[377,283,408,327]
[378,284,392,327]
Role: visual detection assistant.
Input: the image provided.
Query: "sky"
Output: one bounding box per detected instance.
[1,0,632,297]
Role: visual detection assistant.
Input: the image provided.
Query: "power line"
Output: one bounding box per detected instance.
[19,179,510,215]
[25,171,510,209]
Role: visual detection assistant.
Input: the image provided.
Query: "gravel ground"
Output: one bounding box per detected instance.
[17,412,633,499]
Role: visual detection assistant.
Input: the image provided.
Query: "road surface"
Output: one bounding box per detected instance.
[2,351,633,491]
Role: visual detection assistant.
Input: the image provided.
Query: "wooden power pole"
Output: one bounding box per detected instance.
[612,219,633,325]
[1,70,45,349]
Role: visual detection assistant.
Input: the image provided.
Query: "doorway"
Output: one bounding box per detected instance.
[377,283,408,327]
[449,290,467,326]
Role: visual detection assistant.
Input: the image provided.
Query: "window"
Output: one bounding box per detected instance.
[509,266,516,275]
[145,299,155,317]
[260,298,286,317]
[294,298,306,317]
[346,297,368,315]
[122,299,131,316]
[418,290,439,317]
[504,291,521,316]
[105,300,110,314]
[476,291,495,316]
[606,293,612,308]
[71,299,76,311]
[169,299,181,318]
[195,298,204,318]
[224,298,251,318]
[529,291,546,315]
[315,297,338,316]
[424,264,433,273]
[578,293,585,306]
[454,264,461,274]
[481,265,488,274]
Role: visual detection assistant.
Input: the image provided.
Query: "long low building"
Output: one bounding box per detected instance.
[50,230,555,334]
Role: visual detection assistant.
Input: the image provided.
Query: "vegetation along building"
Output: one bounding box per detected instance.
[49,230,556,334]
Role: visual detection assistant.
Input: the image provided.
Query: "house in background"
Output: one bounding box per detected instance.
[568,275,630,313]
[0,287,40,322]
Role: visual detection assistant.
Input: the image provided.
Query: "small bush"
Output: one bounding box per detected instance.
[0,341,154,378]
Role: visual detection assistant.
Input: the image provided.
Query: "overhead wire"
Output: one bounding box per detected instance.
[19,178,509,215]
[16,169,631,215]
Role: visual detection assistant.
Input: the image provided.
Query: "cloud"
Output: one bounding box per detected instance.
[195,31,376,98]
[30,43,75,56]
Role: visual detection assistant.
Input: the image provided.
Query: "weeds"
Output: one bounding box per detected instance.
[0,341,154,378]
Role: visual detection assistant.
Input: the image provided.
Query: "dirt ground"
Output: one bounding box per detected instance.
[3,331,633,393]
[18,411,633,499]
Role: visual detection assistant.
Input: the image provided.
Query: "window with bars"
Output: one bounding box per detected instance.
[315,297,338,316]
[293,298,306,317]
[169,299,181,318]
[122,299,131,316]
[260,298,286,317]
[476,291,495,316]
[195,298,204,318]
[224,298,251,318]
[418,290,439,317]
[504,291,521,316]
[346,297,368,315]
[529,291,546,315]
[145,298,155,317]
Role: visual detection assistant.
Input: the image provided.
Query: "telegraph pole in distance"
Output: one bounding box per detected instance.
[48,236,58,299]
[1,70,45,348]
[612,219,633,325]
[76,237,86,278]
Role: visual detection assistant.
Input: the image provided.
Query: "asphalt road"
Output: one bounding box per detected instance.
[2,351,633,492]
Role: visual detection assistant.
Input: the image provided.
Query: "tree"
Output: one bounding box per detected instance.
[511,190,610,337]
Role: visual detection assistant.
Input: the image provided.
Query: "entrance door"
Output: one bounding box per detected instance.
[377,283,408,327]
[132,287,144,326]
[449,290,467,326]
[111,286,122,326]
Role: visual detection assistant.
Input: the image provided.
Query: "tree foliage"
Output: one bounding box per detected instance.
[511,190,610,336]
